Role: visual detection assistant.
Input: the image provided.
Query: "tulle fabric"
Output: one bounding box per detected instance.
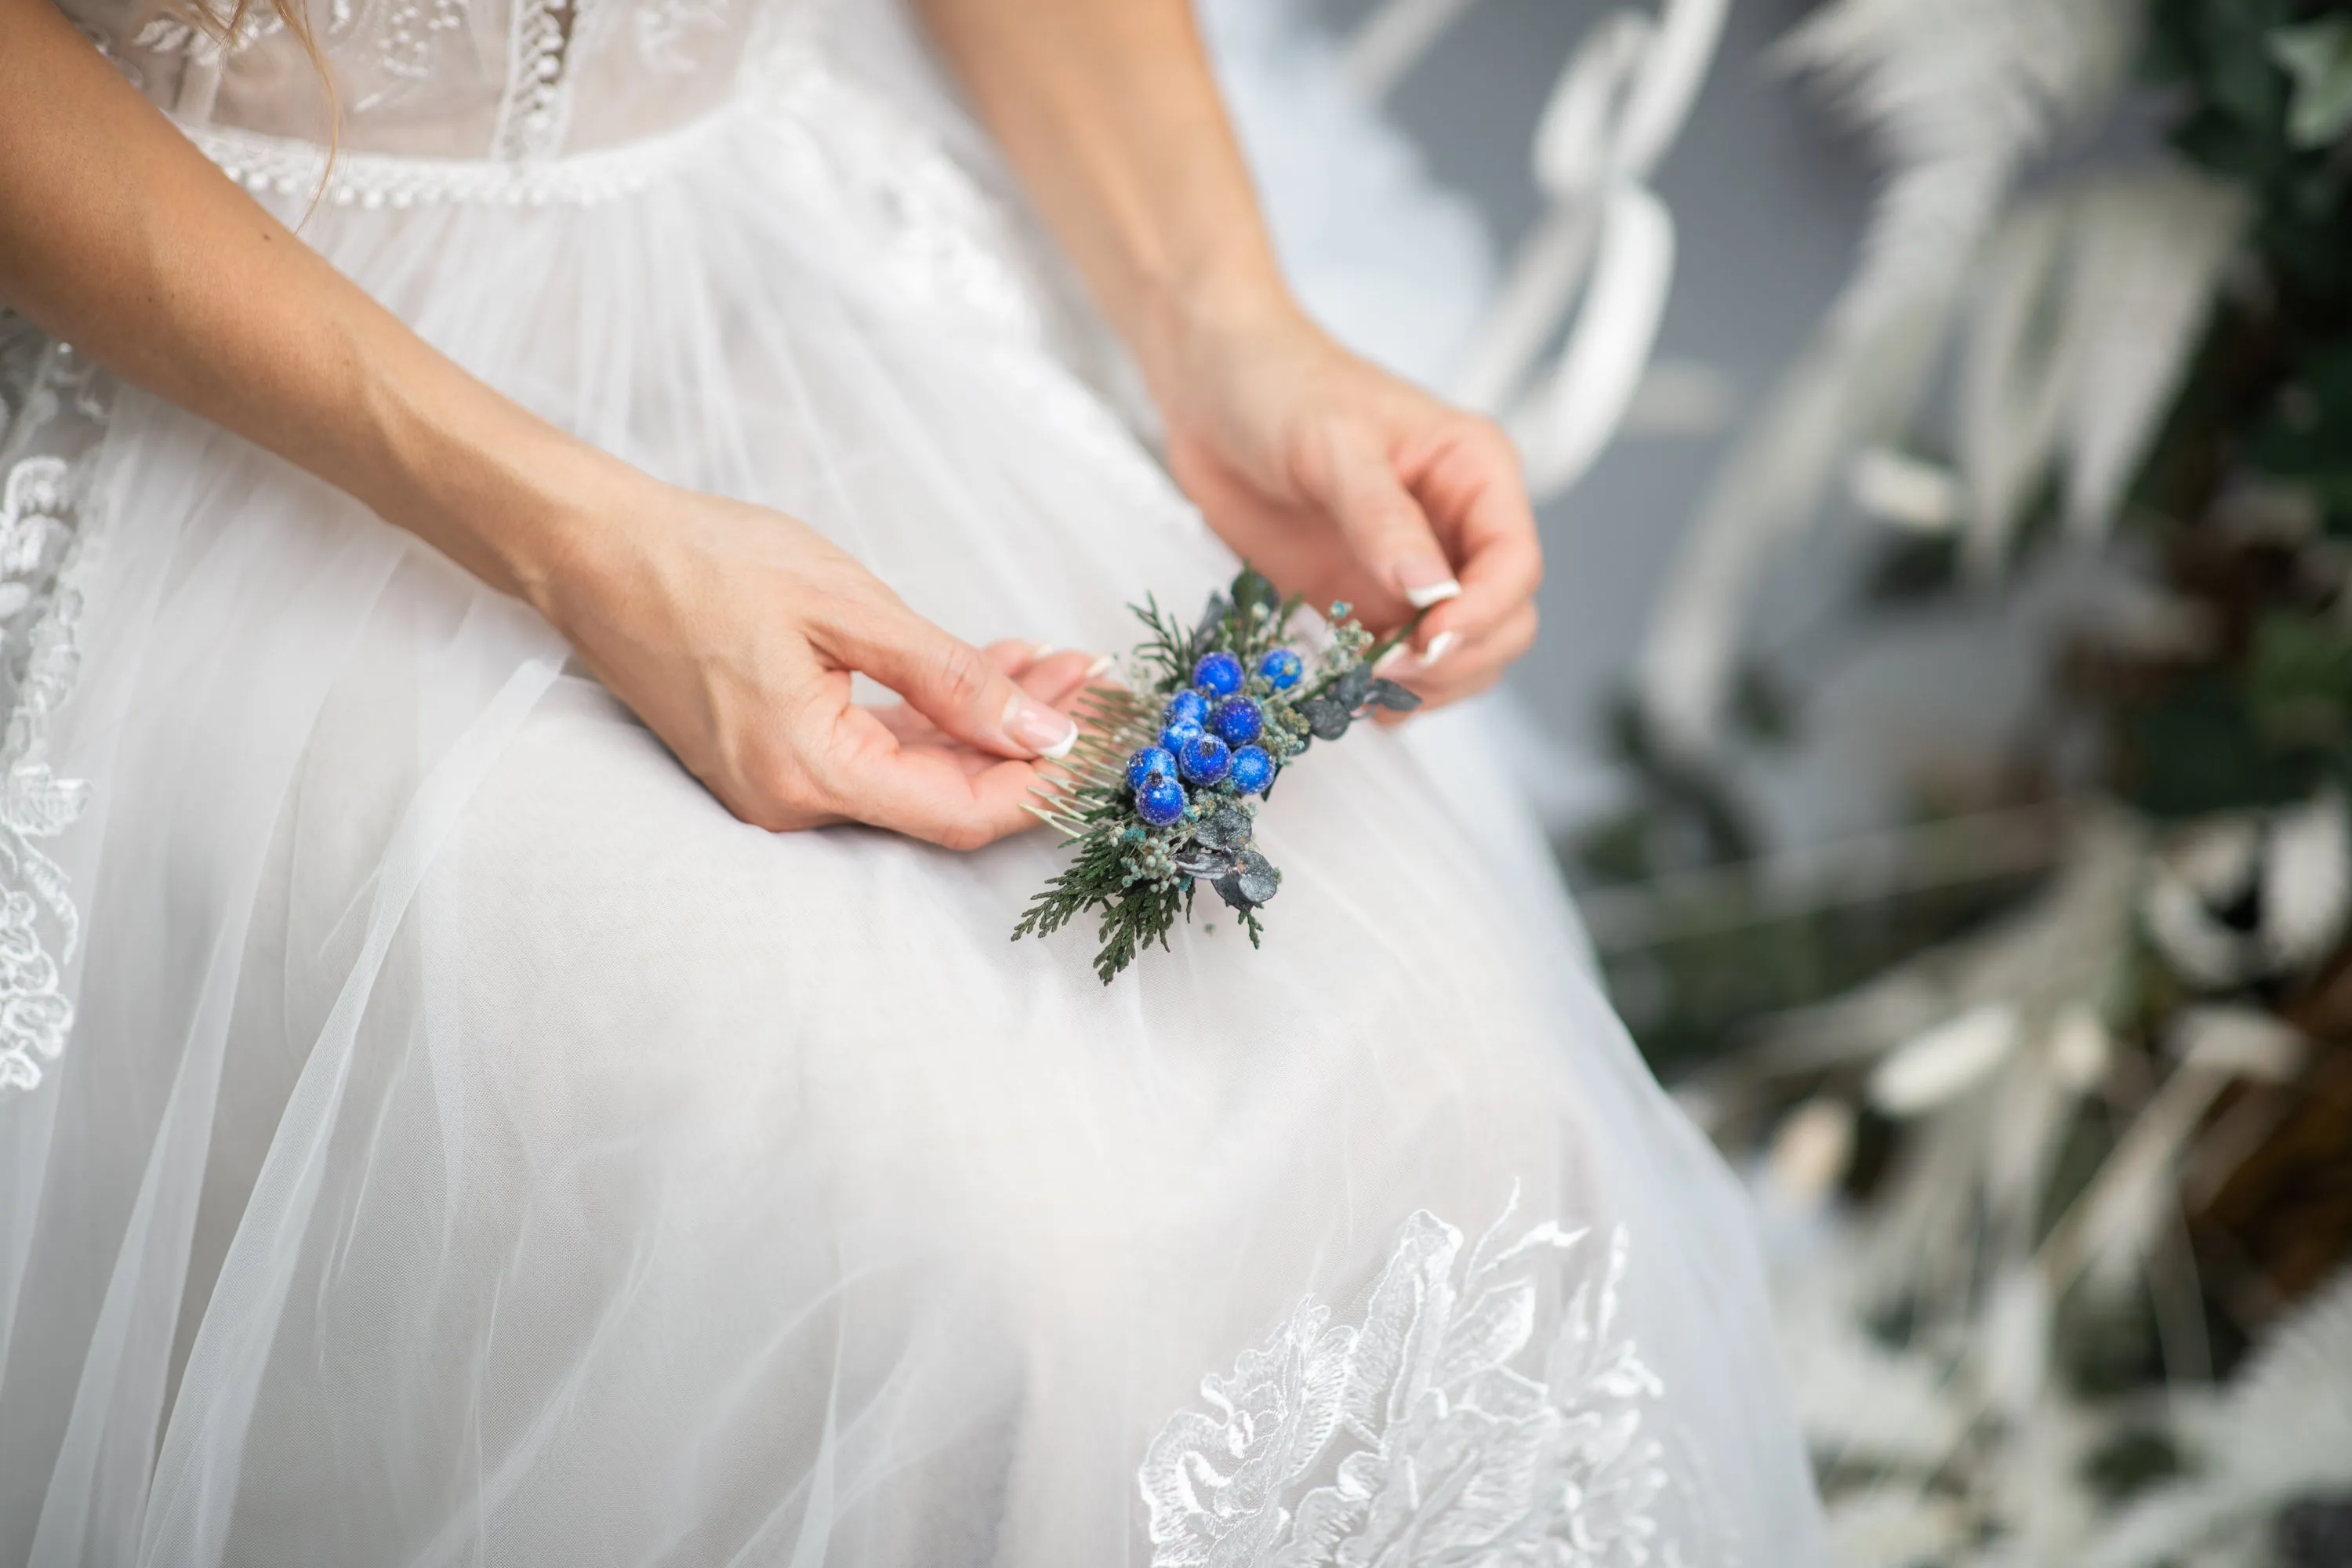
[0,11,1824,1564]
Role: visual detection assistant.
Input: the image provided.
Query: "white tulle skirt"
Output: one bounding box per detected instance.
[0,35,1824,1568]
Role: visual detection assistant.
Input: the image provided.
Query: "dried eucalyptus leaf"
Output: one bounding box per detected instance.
[1302,697,1352,740]
[1234,850,1281,906]
[1196,804,1253,853]
[1210,850,1281,913]
[1334,664,1374,709]
[1195,593,1232,646]
[1367,678,1422,713]
[1177,850,1240,880]
[1230,567,1279,618]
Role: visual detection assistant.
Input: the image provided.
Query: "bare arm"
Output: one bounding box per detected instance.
[0,0,579,599]
[913,0,1283,385]
[921,0,1544,705]
[0,0,1087,846]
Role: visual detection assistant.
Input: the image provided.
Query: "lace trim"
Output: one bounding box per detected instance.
[180,113,729,209]
[128,0,470,116]
[0,326,109,1099]
[1139,1190,1700,1566]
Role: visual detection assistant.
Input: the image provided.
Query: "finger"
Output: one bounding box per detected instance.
[983,638,1047,679]
[1397,418,1542,655]
[1377,602,1538,717]
[1292,418,1461,628]
[1018,648,1116,710]
[816,705,1044,850]
[873,646,1107,746]
[823,602,1079,762]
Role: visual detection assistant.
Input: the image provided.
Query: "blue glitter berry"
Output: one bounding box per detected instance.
[1134,775,1187,827]
[1229,745,1274,794]
[1126,746,1176,793]
[1178,732,1232,785]
[1158,718,1203,755]
[1258,648,1304,691]
[1210,695,1264,746]
[1163,689,1210,729]
[1192,651,1244,697]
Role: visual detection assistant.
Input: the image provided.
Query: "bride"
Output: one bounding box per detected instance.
[0,0,1824,1560]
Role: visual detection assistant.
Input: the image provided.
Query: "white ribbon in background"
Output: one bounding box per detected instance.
[1345,0,1728,503]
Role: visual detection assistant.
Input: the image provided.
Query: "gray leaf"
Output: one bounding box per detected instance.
[1334,664,1373,709]
[1302,697,1352,741]
[1233,849,1280,906]
[1194,593,1232,647]
[1195,804,1253,853]
[1174,849,1239,880]
[1230,567,1279,618]
[1366,678,1422,713]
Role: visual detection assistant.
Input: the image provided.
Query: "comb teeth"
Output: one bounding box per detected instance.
[1029,684,1160,836]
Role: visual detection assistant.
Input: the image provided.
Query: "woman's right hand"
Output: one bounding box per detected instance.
[525,469,1090,848]
[0,0,1081,855]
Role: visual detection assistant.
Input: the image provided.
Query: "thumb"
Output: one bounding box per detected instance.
[1299,421,1462,614]
[830,601,1078,761]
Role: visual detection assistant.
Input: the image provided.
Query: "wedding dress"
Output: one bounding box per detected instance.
[0,1,1827,1562]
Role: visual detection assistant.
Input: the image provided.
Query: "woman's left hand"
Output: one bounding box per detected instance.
[1149,299,1544,714]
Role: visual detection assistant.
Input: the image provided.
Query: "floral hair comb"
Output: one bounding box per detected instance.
[1013,566,1422,982]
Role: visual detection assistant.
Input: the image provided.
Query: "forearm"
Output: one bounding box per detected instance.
[0,0,615,606]
[915,0,1294,387]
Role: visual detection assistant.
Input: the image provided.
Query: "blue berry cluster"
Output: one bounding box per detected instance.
[1016,564,1424,982]
[1125,648,1300,826]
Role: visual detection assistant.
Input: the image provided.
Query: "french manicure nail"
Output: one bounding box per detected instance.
[1030,641,1059,659]
[1006,695,1079,759]
[1419,630,1461,670]
[1396,554,1461,610]
[1083,653,1116,678]
[1374,642,1411,676]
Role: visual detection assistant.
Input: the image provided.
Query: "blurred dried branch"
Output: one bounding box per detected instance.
[1573,0,2352,1560]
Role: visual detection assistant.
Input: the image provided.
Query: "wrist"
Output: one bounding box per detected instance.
[358,353,646,620]
[1131,269,1306,407]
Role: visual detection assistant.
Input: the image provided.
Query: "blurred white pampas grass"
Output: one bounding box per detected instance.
[1632,0,2241,753]
[2082,1268,2352,1567]
[1682,803,2352,1565]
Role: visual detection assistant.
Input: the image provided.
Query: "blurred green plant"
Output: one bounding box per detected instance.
[1570,2,2352,1558]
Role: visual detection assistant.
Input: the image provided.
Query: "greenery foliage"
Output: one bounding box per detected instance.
[1012,566,1421,982]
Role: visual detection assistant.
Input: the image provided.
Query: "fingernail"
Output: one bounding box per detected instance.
[1005,695,1079,758]
[1374,642,1410,676]
[1396,554,1461,610]
[1030,641,1059,659]
[1418,630,1461,670]
[1083,653,1115,679]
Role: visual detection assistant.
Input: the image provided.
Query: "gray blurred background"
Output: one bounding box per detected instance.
[1312,0,2087,856]
[1332,0,1871,825]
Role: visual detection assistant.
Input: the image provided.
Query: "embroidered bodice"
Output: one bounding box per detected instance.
[70,0,788,165]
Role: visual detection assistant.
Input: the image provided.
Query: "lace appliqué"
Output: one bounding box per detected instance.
[634,0,728,74]
[0,323,109,1098]
[1139,1194,1688,1566]
[129,0,466,113]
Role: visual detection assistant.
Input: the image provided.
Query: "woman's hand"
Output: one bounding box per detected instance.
[531,470,1094,848]
[921,0,1541,713]
[1150,300,1544,713]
